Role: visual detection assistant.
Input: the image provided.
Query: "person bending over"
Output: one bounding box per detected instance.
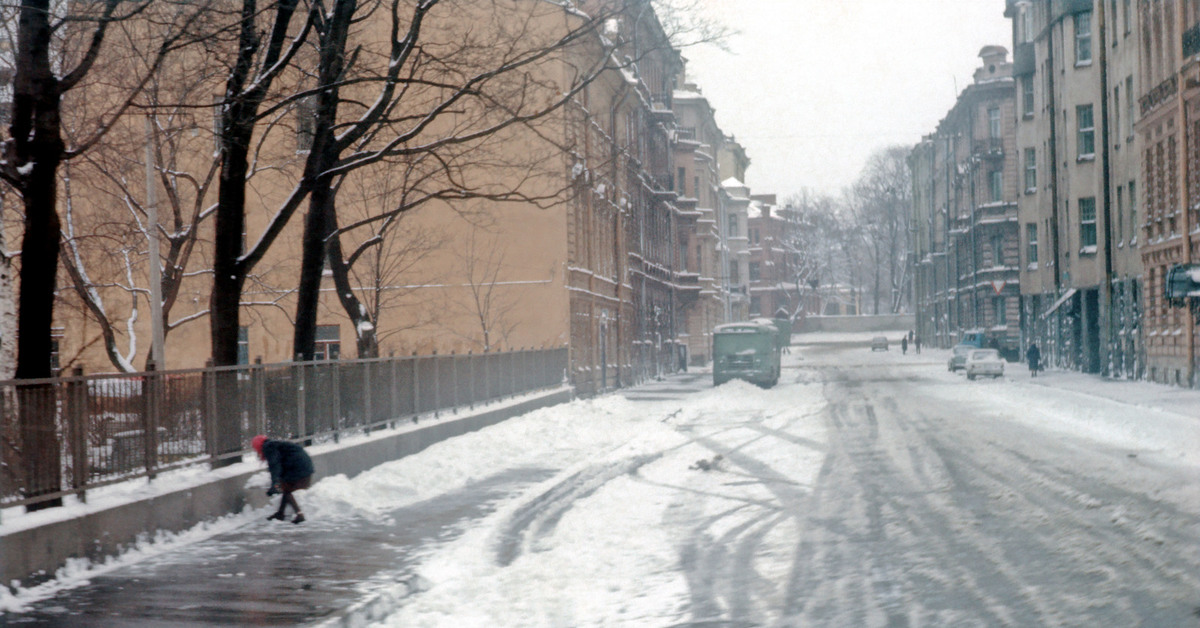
[252,435,314,524]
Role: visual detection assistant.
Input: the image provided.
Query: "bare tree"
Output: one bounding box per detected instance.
[446,226,520,352]
[0,0,213,507]
[325,161,447,358]
[847,145,912,314]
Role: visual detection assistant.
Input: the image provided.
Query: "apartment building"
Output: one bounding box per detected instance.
[911,46,1022,358]
[1136,0,1200,385]
[746,195,801,320]
[1006,0,1143,376]
[672,82,728,366]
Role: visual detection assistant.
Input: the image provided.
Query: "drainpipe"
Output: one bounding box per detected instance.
[1099,0,1116,376]
[1176,0,1195,385]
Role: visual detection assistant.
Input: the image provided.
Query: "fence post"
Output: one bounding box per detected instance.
[389,356,398,428]
[446,350,453,415]
[332,360,341,443]
[463,350,472,410]
[253,357,266,437]
[363,359,373,433]
[142,361,159,481]
[67,366,88,504]
[411,351,420,422]
[205,359,218,466]
[294,355,307,441]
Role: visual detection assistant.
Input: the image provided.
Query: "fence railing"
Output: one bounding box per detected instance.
[0,347,568,514]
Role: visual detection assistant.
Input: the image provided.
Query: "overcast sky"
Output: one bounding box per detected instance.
[682,0,1013,202]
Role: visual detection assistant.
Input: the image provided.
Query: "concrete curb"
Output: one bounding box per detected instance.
[1,388,573,587]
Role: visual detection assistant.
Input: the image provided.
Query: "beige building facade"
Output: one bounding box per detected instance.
[9,0,753,396]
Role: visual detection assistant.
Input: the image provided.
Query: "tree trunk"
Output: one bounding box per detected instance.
[326,214,379,359]
[292,0,355,360]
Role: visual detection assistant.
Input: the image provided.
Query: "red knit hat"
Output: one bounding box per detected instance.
[251,434,267,459]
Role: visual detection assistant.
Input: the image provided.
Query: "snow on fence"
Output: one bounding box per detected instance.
[0,347,568,513]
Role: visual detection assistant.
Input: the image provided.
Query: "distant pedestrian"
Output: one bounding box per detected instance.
[914,335,922,354]
[901,336,908,354]
[1026,343,1041,378]
[252,435,314,524]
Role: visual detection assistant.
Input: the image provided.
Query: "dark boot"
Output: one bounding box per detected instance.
[268,511,286,521]
[292,513,306,524]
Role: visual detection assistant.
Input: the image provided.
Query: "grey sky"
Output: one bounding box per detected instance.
[683,0,1012,201]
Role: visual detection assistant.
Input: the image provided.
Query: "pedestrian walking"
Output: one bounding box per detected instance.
[914,335,921,354]
[1026,343,1041,378]
[252,435,314,524]
[901,336,908,354]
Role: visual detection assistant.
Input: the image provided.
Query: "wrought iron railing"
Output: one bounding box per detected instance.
[0,348,568,513]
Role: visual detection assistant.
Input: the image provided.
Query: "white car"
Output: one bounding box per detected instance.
[965,348,1004,380]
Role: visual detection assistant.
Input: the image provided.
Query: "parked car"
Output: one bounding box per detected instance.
[870,336,889,351]
[965,348,1005,380]
[947,343,974,371]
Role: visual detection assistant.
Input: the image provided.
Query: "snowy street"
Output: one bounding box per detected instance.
[5,334,1200,626]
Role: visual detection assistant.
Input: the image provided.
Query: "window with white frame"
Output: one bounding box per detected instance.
[988,107,1001,139]
[237,326,250,365]
[1075,11,1092,64]
[1021,2,1034,43]
[992,235,1005,266]
[1024,148,1037,191]
[1077,104,1095,157]
[990,170,1003,202]
[1026,223,1038,264]
[315,325,341,360]
[993,296,1007,326]
[1079,197,1097,249]
[1022,76,1035,116]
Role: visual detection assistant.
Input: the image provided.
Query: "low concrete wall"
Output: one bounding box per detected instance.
[797,314,915,334]
[1,388,573,587]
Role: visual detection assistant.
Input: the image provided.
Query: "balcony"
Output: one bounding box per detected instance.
[1140,75,1178,116]
[974,138,1004,159]
[1185,22,1200,59]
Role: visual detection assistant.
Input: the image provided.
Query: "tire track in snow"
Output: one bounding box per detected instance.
[494,453,661,567]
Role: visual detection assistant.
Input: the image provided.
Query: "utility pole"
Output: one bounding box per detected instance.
[144,115,166,368]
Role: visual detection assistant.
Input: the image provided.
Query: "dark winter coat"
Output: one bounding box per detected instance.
[1026,345,1041,368]
[262,440,314,485]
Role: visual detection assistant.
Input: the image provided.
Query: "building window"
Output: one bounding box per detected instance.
[992,235,1005,266]
[1021,3,1034,43]
[988,107,1001,139]
[728,261,740,284]
[1077,104,1095,157]
[749,261,760,281]
[50,327,64,372]
[677,167,686,195]
[237,326,250,366]
[1125,76,1134,139]
[1128,180,1136,241]
[1123,0,1131,35]
[727,214,739,238]
[1027,223,1038,264]
[315,325,341,360]
[750,296,761,316]
[1113,85,1121,146]
[993,296,1007,326]
[990,170,1003,202]
[1024,148,1037,191]
[1022,76,1035,117]
[1116,185,1125,242]
[1079,197,1097,249]
[1110,0,1118,45]
[1075,11,1092,64]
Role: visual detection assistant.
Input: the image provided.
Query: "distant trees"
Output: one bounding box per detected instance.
[784,145,912,317]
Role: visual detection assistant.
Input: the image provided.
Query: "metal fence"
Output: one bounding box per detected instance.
[0,347,568,513]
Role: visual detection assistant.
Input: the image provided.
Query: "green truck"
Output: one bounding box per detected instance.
[712,320,783,387]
